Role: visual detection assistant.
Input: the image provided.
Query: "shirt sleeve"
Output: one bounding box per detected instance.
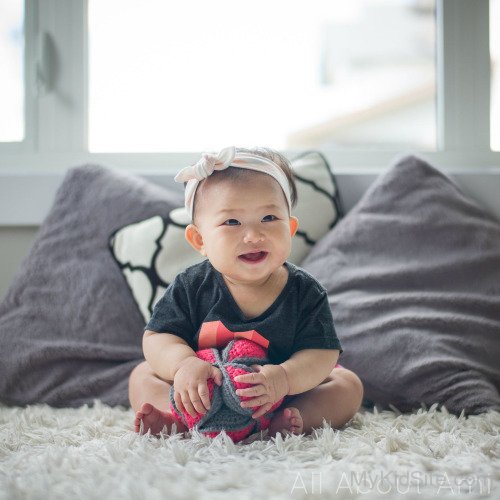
[145,274,196,346]
[293,287,343,354]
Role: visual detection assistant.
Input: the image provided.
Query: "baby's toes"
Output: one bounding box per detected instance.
[286,407,304,434]
[140,402,154,415]
[134,412,144,432]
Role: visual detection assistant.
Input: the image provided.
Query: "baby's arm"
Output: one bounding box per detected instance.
[235,349,339,418]
[143,330,222,416]
[143,330,196,381]
[280,348,339,395]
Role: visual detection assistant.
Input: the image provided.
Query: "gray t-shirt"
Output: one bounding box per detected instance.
[146,259,342,364]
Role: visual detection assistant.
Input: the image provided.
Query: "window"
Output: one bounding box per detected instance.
[0,0,497,170]
[88,0,436,152]
[0,0,24,143]
[491,0,500,151]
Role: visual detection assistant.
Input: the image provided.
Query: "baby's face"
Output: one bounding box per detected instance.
[187,174,298,286]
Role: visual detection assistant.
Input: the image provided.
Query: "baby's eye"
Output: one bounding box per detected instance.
[262,214,278,222]
[223,219,240,226]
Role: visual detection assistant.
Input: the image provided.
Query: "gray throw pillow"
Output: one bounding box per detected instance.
[302,155,500,415]
[0,165,182,407]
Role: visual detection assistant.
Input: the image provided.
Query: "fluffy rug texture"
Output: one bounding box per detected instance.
[0,402,499,499]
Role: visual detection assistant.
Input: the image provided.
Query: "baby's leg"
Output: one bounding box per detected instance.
[128,360,187,435]
[268,367,363,436]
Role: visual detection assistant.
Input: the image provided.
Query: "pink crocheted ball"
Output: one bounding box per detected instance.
[169,339,284,442]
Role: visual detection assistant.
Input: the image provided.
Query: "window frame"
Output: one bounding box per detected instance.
[0,0,498,171]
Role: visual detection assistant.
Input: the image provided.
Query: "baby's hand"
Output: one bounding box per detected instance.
[173,356,222,418]
[234,364,289,419]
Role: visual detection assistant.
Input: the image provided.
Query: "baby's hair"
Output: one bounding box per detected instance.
[191,147,298,222]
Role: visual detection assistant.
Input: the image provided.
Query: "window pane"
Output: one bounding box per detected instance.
[88,0,436,152]
[0,0,24,142]
[491,0,500,151]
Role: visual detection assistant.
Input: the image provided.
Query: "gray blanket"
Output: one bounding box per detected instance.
[302,156,500,414]
[0,165,182,407]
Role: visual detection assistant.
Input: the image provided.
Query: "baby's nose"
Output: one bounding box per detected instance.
[243,226,265,243]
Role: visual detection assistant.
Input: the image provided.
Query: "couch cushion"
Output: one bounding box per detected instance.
[0,165,182,407]
[302,155,500,414]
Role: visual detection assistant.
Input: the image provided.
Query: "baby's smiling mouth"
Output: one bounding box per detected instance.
[238,251,268,264]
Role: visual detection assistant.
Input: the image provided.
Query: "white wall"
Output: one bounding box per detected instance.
[0,227,37,300]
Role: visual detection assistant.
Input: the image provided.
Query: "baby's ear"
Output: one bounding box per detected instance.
[185,224,206,255]
[289,216,299,237]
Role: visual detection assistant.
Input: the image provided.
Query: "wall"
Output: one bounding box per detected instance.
[0,227,38,300]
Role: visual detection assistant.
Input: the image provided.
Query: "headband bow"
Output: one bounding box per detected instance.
[174,146,236,183]
[174,146,292,219]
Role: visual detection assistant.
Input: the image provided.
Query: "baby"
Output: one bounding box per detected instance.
[129,146,363,437]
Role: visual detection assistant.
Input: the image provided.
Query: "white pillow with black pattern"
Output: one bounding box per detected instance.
[110,151,342,323]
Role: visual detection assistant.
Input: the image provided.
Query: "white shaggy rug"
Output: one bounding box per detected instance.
[1,402,499,499]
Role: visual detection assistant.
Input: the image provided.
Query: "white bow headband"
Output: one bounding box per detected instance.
[174,146,292,219]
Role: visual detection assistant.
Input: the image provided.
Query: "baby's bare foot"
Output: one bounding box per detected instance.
[268,407,304,437]
[134,403,187,435]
